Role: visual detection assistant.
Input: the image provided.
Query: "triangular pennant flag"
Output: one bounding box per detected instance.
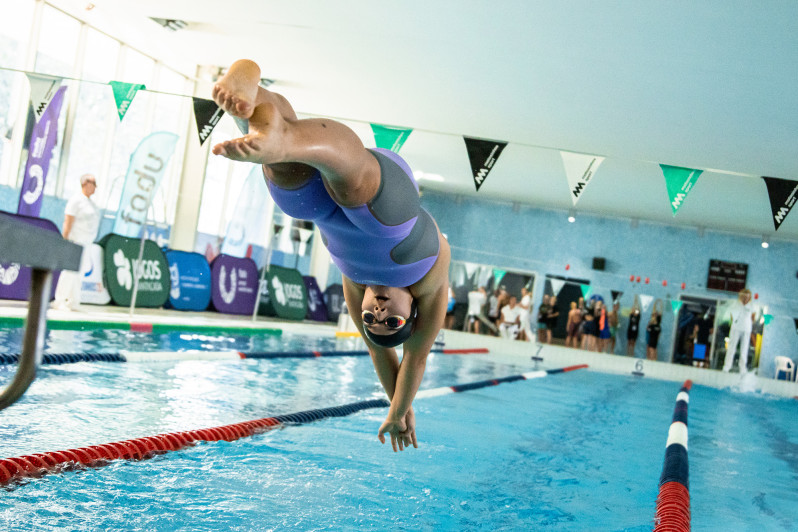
[794,318,798,334]
[660,165,703,216]
[611,290,623,303]
[25,73,63,122]
[560,151,605,205]
[639,294,654,312]
[463,262,478,278]
[370,124,412,153]
[671,300,683,314]
[762,176,798,231]
[193,97,225,145]
[493,269,506,286]
[464,136,507,191]
[763,314,774,326]
[550,279,565,296]
[109,81,146,121]
[579,284,592,299]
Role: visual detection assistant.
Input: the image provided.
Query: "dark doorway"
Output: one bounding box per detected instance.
[545,275,589,341]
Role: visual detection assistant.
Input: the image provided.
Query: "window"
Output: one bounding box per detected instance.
[61,28,120,202]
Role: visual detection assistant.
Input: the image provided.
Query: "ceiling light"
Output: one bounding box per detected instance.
[567,209,576,223]
[85,3,95,11]
[761,236,769,249]
[413,171,444,182]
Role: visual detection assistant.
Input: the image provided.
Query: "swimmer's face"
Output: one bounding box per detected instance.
[361,285,414,336]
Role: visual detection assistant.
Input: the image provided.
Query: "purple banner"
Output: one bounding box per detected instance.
[303,276,329,321]
[0,212,62,300]
[210,254,258,315]
[17,86,67,217]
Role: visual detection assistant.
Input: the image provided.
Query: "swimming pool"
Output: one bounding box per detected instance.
[1,330,796,531]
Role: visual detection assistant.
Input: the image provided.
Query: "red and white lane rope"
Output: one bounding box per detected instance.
[653,379,691,532]
[0,364,587,486]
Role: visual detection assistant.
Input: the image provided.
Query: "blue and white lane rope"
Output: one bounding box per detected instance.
[0,348,489,365]
[0,364,588,485]
[654,379,691,532]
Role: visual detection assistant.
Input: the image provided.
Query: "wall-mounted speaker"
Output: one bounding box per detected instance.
[592,257,606,271]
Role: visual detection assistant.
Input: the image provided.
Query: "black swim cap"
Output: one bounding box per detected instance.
[362,302,416,348]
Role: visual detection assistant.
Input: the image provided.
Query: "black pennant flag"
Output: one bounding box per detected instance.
[763,176,798,231]
[463,136,507,191]
[193,98,225,146]
[794,318,798,334]
[611,290,623,303]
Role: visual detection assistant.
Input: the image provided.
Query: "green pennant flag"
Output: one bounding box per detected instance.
[580,284,592,299]
[492,269,506,287]
[370,124,412,152]
[671,300,683,314]
[660,165,703,216]
[763,314,773,326]
[109,81,146,121]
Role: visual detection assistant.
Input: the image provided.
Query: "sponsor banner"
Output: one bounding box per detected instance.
[108,81,146,121]
[113,132,179,238]
[165,250,212,311]
[370,124,412,153]
[324,283,346,322]
[762,176,798,231]
[210,254,258,315]
[99,233,170,307]
[660,165,703,216]
[26,73,63,122]
[303,276,328,321]
[0,213,61,300]
[611,290,623,303]
[560,151,605,205]
[17,86,67,217]
[193,98,225,146]
[257,265,307,321]
[221,165,271,257]
[463,136,507,191]
[80,243,111,305]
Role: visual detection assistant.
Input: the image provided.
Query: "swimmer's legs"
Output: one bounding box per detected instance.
[212,59,379,205]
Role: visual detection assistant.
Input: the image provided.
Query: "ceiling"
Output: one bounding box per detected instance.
[49,0,798,240]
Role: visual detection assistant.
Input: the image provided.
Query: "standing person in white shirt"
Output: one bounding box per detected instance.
[517,286,533,342]
[465,286,487,334]
[53,174,101,310]
[722,288,755,374]
[499,296,522,340]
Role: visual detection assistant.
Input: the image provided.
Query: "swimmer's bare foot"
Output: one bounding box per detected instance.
[211,101,288,164]
[212,59,262,119]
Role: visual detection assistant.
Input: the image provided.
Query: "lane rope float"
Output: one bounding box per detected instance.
[653,379,691,532]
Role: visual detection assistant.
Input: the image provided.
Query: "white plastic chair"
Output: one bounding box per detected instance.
[774,356,796,382]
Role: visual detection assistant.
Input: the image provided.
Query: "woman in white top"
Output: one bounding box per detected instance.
[53,174,101,310]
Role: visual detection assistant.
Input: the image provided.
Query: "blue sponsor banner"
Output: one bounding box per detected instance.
[303,276,328,321]
[113,132,178,238]
[165,250,212,311]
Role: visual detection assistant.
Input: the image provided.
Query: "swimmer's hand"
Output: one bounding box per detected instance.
[378,408,418,452]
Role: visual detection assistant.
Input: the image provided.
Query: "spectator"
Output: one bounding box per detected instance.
[545,295,560,344]
[486,288,501,335]
[517,286,533,342]
[646,312,662,361]
[465,286,487,334]
[445,284,456,329]
[499,296,522,340]
[626,300,641,357]
[565,301,582,347]
[53,174,100,311]
[608,301,620,354]
[722,288,755,374]
[581,305,598,351]
[536,294,551,343]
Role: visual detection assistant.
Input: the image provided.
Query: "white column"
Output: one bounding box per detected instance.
[308,226,331,288]
[168,67,213,252]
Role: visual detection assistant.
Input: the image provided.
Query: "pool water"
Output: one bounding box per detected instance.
[0,330,796,531]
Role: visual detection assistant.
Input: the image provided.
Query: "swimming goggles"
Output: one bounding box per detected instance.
[361,310,408,330]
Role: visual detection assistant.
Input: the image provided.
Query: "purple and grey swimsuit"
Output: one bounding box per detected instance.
[266,148,440,287]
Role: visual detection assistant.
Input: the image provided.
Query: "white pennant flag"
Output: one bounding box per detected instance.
[560,151,605,205]
[639,294,654,312]
[26,73,64,122]
[549,278,565,296]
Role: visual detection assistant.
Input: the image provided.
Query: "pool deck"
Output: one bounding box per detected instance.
[2,299,797,399]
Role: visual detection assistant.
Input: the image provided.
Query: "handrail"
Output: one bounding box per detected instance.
[0,212,82,411]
